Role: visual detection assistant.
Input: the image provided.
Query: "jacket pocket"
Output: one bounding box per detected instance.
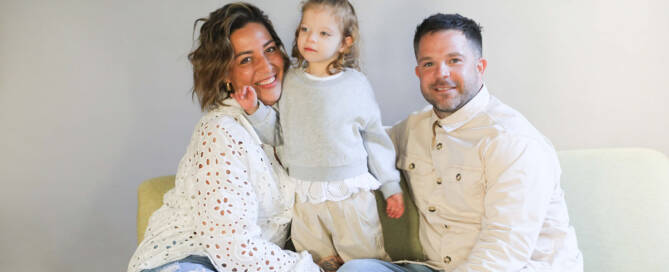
[397,155,433,176]
[442,166,485,211]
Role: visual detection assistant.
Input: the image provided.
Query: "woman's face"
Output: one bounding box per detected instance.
[227,22,285,106]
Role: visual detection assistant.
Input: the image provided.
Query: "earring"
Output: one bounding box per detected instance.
[225,82,233,93]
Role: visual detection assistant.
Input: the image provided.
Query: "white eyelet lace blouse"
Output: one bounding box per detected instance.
[128,99,319,272]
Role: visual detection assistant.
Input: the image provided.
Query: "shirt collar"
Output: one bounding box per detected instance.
[211,98,263,145]
[430,85,490,133]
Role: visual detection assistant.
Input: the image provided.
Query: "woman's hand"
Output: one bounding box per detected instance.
[232,85,259,114]
[385,193,405,219]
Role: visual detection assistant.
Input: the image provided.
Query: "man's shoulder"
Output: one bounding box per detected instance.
[479,96,545,140]
[389,105,433,147]
[476,96,556,154]
[393,105,433,131]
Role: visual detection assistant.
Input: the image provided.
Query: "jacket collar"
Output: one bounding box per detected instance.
[430,85,490,133]
[215,98,244,114]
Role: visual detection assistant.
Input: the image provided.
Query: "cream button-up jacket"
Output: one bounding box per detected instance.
[389,87,583,271]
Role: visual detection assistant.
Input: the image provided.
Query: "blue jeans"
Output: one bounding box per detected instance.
[338,259,440,272]
[141,255,216,272]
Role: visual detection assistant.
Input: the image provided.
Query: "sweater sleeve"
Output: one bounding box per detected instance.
[190,116,318,272]
[246,103,282,146]
[360,80,401,198]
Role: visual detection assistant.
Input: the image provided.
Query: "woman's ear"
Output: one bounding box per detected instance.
[339,35,354,53]
[221,73,234,93]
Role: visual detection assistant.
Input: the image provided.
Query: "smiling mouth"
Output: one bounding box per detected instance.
[255,75,276,87]
[434,86,456,92]
[304,47,317,52]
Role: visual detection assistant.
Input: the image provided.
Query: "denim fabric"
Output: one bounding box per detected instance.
[337,259,440,272]
[141,255,216,272]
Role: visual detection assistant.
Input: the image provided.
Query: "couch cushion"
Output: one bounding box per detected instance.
[375,178,424,261]
[136,175,424,260]
[137,148,669,269]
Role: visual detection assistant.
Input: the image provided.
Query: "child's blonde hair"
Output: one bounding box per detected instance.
[292,0,360,74]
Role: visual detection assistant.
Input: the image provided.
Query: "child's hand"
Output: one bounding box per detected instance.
[318,255,343,272]
[231,85,259,114]
[385,193,405,219]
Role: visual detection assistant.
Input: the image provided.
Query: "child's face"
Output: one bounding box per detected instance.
[297,7,348,70]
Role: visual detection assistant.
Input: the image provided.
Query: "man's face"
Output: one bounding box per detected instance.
[415,30,487,118]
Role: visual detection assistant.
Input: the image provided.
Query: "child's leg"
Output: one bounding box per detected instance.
[327,190,391,262]
[291,199,338,263]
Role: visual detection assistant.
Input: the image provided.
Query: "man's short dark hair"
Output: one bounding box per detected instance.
[413,13,483,57]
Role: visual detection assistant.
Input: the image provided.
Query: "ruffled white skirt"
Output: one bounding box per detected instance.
[290,172,381,203]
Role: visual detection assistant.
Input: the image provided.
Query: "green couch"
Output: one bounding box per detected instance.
[136,148,669,271]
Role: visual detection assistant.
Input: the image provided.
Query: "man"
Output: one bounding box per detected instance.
[339,13,583,272]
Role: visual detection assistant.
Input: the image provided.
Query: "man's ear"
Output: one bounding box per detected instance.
[477,58,487,75]
[415,65,420,78]
[339,35,354,53]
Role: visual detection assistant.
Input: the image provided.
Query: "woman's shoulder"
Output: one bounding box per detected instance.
[195,109,250,139]
[199,109,234,125]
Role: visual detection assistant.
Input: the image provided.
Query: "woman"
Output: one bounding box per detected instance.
[128,3,319,272]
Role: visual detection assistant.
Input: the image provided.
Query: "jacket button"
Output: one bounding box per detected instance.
[428,206,436,212]
[444,224,448,229]
[443,256,451,264]
[456,173,462,181]
[436,177,442,185]
[409,163,415,169]
[436,142,443,150]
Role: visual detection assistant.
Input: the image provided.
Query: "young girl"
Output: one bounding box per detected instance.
[233,0,404,270]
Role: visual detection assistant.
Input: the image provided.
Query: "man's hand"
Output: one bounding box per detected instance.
[385,193,405,219]
[231,85,259,114]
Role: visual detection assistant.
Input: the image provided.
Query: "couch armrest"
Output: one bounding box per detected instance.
[136,175,175,244]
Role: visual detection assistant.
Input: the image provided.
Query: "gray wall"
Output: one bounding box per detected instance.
[1,0,667,270]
